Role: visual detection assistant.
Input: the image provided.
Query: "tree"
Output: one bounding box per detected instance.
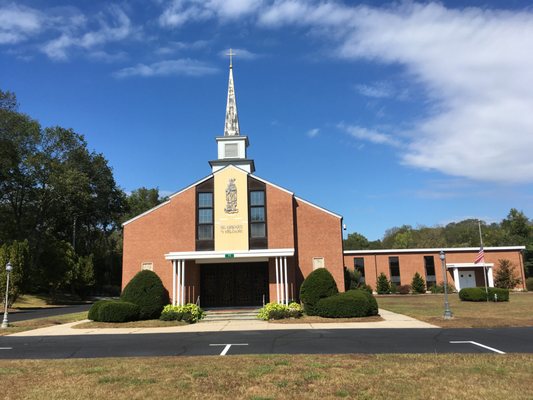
[411,272,426,294]
[494,259,522,289]
[0,240,30,306]
[376,273,390,294]
[123,187,166,223]
[344,232,370,250]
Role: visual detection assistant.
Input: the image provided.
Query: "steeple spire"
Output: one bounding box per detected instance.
[224,48,240,136]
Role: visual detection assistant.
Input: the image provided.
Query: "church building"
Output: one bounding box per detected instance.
[122,58,345,308]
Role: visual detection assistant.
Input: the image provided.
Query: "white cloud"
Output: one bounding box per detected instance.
[114,58,217,78]
[0,3,44,44]
[155,40,209,55]
[41,5,135,61]
[307,128,319,138]
[257,1,533,183]
[355,82,394,99]
[159,0,263,27]
[338,123,401,147]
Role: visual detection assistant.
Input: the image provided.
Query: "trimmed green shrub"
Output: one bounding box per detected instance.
[411,272,426,294]
[376,273,391,294]
[316,290,371,318]
[459,287,509,302]
[257,302,303,320]
[300,268,339,316]
[160,304,204,323]
[360,284,373,294]
[430,281,456,294]
[398,284,411,295]
[121,270,170,320]
[353,289,379,316]
[526,277,533,291]
[94,301,140,322]
[88,300,113,321]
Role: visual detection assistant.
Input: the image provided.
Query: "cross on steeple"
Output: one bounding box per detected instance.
[226,48,235,68]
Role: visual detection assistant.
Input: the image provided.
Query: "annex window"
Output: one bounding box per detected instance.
[249,190,266,238]
[224,143,238,158]
[389,256,401,285]
[424,256,436,289]
[197,192,213,240]
[354,257,365,283]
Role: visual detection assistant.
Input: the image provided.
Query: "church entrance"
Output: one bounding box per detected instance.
[200,262,269,308]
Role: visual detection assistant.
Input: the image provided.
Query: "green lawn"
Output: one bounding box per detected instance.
[0,354,531,400]
[377,292,533,328]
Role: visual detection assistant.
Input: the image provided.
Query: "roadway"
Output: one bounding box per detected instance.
[1,327,532,359]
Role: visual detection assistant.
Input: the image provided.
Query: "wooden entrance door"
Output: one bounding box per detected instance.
[200,262,269,307]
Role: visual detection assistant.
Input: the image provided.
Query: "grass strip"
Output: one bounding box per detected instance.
[0,354,531,399]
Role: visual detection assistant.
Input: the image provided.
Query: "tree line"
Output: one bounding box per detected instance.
[344,209,533,276]
[0,90,165,302]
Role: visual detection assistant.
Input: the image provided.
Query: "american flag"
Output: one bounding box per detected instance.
[474,247,485,264]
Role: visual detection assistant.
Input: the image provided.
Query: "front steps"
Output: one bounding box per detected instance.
[202,308,261,322]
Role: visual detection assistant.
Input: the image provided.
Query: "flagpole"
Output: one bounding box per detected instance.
[479,220,489,301]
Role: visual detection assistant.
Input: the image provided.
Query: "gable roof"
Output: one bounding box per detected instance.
[122,165,342,226]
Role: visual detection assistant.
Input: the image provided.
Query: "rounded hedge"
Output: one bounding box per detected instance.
[96,301,140,322]
[300,268,339,316]
[316,290,373,318]
[88,300,112,321]
[121,270,170,320]
[355,289,379,316]
[459,287,509,302]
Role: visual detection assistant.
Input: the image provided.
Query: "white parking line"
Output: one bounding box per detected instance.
[450,341,506,354]
[0,347,13,350]
[209,343,248,356]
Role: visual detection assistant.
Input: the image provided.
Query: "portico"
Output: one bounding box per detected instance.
[447,263,495,291]
[165,249,294,306]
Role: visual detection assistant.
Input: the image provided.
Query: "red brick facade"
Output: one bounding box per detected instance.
[122,173,344,306]
[343,248,526,291]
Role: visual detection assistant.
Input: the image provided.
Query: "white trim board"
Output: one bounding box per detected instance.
[165,248,295,261]
[344,246,526,255]
[447,263,494,268]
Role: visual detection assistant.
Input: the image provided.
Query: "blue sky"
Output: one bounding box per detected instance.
[2,0,533,240]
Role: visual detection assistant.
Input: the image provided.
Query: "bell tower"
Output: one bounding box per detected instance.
[209,49,255,173]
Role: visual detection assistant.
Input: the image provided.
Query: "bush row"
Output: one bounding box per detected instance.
[459,287,509,302]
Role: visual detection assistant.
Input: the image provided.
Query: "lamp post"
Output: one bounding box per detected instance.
[1,261,13,329]
[439,251,453,319]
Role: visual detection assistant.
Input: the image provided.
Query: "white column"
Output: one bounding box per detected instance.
[487,266,494,287]
[283,257,289,305]
[172,260,177,306]
[176,260,182,306]
[453,267,461,291]
[279,257,285,305]
[275,257,280,303]
[181,260,185,305]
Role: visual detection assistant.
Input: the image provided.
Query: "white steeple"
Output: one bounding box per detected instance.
[209,49,255,174]
[224,49,240,136]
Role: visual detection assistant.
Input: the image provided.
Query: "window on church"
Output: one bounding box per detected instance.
[424,256,436,289]
[250,190,265,238]
[389,256,401,285]
[224,143,238,158]
[354,257,365,283]
[198,192,213,240]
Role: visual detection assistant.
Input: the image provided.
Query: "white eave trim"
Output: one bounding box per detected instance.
[446,263,494,268]
[165,248,295,260]
[294,196,342,219]
[344,246,526,255]
[249,174,294,196]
